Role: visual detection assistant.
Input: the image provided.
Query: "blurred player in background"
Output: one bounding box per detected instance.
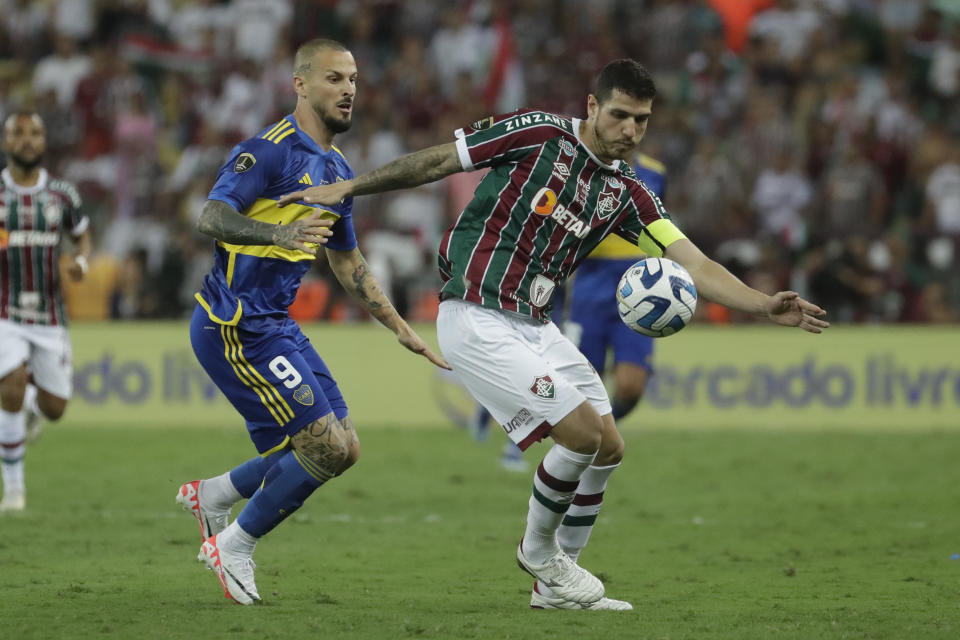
[468,152,666,470]
[0,111,91,512]
[280,59,828,611]
[564,152,666,420]
[176,39,448,605]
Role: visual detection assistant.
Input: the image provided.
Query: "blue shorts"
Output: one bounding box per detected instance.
[190,305,348,453]
[568,258,654,373]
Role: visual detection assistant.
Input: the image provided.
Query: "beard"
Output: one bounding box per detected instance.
[316,104,352,134]
[8,150,44,171]
[593,123,634,162]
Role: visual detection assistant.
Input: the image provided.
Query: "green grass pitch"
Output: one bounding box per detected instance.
[2,424,959,639]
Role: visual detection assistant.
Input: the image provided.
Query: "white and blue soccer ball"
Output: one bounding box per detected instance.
[616,258,697,338]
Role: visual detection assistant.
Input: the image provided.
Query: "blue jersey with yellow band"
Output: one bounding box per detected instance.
[196,115,357,333]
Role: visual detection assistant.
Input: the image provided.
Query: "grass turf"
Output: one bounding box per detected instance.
[1,425,958,639]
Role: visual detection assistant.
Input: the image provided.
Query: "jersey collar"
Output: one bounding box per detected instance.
[571,118,622,172]
[287,114,340,156]
[2,168,49,194]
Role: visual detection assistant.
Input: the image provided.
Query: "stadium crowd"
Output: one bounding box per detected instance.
[1,0,958,324]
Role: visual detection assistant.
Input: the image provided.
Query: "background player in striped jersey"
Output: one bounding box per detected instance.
[280,59,829,610]
[0,111,91,512]
[176,39,449,605]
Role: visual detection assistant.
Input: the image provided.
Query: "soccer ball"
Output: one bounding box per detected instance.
[616,258,697,338]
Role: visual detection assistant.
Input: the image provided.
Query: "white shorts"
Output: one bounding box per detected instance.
[0,320,73,399]
[436,299,611,451]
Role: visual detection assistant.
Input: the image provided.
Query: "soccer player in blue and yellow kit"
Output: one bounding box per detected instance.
[564,152,666,420]
[175,39,449,605]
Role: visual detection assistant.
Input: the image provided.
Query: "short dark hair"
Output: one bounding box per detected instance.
[294,38,350,76]
[594,59,656,103]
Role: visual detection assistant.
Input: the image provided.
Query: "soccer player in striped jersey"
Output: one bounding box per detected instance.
[176,39,449,605]
[563,152,667,422]
[0,111,91,512]
[280,59,829,610]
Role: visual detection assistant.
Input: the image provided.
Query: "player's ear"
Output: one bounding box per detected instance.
[586,94,599,120]
[293,74,306,97]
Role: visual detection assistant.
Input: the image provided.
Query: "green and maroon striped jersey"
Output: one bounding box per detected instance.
[440,109,685,322]
[0,168,87,326]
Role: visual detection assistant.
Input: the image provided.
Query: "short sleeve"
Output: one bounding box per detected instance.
[454,109,573,172]
[323,196,358,251]
[208,137,285,213]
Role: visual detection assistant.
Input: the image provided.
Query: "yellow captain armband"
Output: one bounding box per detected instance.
[637,219,686,257]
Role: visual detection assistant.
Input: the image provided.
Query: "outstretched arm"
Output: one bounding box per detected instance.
[196,199,334,255]
[665,238,830,333]
[277,142,463,207]
[326,247,451,369]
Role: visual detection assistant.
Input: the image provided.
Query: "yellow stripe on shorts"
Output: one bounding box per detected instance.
[228,326,296,421]
[219,327,291,424]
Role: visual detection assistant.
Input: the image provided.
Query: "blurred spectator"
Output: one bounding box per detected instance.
[1,0,957,324]
[32,35,92,109]
[750,147,813,252]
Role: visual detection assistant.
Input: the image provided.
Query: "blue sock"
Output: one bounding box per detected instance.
[229,451,284,498]
[236,450,330,537]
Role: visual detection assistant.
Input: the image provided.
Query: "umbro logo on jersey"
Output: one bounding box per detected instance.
[234,152,256,173]
[551,162,570,181]
[299,173,313,185]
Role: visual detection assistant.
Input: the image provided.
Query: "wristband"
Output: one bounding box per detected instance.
[75,255,89,275]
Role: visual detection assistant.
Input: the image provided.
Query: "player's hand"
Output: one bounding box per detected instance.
[764,291,830,333]
[276,182,351,208]
[67,255,88,282]
[397,326,451,370]
[271,212,335,255]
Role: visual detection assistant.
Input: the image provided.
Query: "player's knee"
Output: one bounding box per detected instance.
[595,432,625,466]
[38,396,67,421]
[290,416,352,476]
[0,368,28,411]
[561,412,604,454]
[339,440,360,474]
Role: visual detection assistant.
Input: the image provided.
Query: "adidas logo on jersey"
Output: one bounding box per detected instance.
[298,173,313,185]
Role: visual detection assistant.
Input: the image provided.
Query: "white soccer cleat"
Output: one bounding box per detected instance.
[177,480,229,541]
[24,410,44,444]
[530,582,633,610]
[516,543,604,604]
[197,535,261,605]
[0,490,26,512]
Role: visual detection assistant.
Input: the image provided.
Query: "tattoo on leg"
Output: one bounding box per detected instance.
[291,414,350,474]
[340,416,359,448]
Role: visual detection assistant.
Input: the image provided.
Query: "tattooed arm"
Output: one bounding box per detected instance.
[196,199,334,254]
[326,247,450,369]
[276,143,462,207]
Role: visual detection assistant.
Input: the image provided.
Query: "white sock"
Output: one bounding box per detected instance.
[23,384,39,416]
[538,462,619,597]
[219,520,258,557]
[522,444,597,564]
[200,472,243,511]
[0,408,26,493]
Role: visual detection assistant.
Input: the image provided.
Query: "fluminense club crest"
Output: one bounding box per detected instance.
[530,375,555,399]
